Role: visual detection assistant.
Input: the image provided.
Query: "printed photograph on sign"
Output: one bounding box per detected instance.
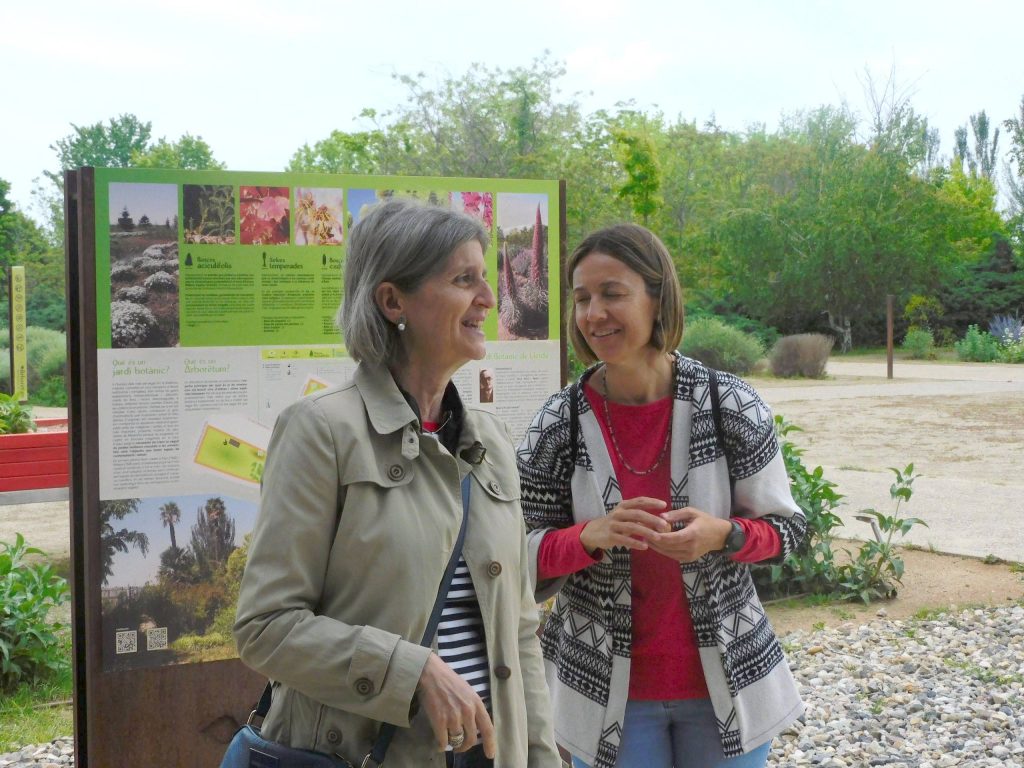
[449,191,493,232]
[239,186,290,245]
[347,187,451,231]
[99,493,258,670]
[183,184,236,244]
[497,193,549,340]
[295,187,344,245]
[108,183,181,348]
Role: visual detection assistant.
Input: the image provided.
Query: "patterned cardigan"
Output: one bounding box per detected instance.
[516,353,806,766]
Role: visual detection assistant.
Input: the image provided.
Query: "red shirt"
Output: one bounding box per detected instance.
[537,383,781,700]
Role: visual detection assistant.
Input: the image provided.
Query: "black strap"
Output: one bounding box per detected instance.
[708,368,735,504]
[250,475,472,767]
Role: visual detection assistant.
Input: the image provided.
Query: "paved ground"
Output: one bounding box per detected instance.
[3,359,1023,563]
[756,358,1024,563]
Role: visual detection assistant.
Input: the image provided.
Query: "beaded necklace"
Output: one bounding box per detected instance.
[600,366,673,476]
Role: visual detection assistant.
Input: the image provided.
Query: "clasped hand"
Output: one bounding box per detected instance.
[579,497,732,563]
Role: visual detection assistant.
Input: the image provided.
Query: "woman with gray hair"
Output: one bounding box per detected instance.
[235,199,561,768]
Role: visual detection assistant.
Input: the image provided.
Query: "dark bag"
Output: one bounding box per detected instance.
[220,476,472,768]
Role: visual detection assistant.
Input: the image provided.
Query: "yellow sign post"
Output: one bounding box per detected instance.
[8,265,27,399]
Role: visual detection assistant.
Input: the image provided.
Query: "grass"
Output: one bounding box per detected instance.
[0,635,73,753]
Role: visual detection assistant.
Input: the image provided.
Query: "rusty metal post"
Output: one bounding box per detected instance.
[886,295,894,379]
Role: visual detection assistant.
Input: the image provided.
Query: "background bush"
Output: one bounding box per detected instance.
[954,325,1001,362]
[769,333,834,378]
[0,326,67,405]
[679,317,765,375]
[901,327,936,359]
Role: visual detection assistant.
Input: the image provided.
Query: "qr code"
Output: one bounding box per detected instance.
[115,630,138,654]
[146,627,168,651]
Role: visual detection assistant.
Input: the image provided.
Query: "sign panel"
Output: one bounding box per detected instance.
[8,265,27,398]
[67,167,565,766]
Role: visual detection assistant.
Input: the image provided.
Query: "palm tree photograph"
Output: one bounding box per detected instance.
[98,493,258,671]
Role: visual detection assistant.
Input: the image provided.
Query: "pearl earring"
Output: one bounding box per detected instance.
[397,316,407,332]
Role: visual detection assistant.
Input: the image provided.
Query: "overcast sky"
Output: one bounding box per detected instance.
[4,0,1023,220]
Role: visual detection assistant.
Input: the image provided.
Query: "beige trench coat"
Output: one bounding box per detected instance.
[234,362,560,768]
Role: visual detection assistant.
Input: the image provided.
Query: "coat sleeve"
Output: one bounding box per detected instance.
[233,396,431,727]
[516,390,578,602]
[719,373,807,562]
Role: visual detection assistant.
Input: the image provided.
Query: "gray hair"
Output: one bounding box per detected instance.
[337,198,489,364]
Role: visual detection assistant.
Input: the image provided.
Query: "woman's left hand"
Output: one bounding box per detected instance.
[647,507,732,563]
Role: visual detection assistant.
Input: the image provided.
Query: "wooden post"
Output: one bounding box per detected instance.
[886,295,894,379]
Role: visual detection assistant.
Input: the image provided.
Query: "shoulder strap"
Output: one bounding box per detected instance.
[249,476,472,768]
[708,368,735,504]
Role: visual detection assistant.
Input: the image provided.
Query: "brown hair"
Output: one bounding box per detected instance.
[566,223,684,366]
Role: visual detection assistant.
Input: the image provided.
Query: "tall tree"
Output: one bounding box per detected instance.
[132,134,225,171]
[190,497,235,579]
[1002,95,1024,247]
[158,501,181,550]
[954,110,1000,180]
[611,122,663,226]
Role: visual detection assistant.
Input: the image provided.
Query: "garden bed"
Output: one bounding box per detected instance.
[0,418,69,492]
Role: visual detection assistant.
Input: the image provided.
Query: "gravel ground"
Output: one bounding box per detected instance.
[4,604,1021,767]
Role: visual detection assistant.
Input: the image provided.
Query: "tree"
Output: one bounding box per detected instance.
[158,501,181,550]
[190,497,236,579]
[99,499,149,585]
[1003,95,1024,247]
[716,106,962,349]
[131,134,225,170]
[611,123,663,225]
[954,110,1000,180]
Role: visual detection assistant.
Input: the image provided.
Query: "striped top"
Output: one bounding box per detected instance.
[436,557,491,707]
[420,420,491,708]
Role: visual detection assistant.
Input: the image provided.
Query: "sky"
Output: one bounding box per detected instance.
[4,0,1023,221]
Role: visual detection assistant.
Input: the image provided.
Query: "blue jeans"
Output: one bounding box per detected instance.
[570,699,771,768]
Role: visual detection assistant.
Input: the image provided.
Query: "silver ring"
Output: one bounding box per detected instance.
[447,729,466,749]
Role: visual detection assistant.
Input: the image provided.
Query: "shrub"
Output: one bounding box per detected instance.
[111,263,136,282]
[0,535,70,692]
[901,327,935,359]
[955,325,1001,362]
[769,334,834,378]
[989,313,1023,344]
[998,338,1024,363]
[28,376,68,408]
[110,301,158,348]
[0,326,66,402]
[679,317,764,375]
[116,285,148,303]
[143,271,176,292]
[0,393,36,434]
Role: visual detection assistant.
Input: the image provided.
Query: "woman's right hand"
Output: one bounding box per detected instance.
[416,652,496,757]
[579,497,670,555]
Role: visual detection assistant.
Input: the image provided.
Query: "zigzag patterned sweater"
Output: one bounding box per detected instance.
[517,354,806,766]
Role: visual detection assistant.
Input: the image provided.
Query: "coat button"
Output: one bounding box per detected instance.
[354,677,374,695]
[487,561,502,578]
[326,729,341,744]
[387,464,405,481]
[488,480,500,494]
[494,665,511,680]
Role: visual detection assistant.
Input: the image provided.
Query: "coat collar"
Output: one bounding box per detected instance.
[353,362,489,468]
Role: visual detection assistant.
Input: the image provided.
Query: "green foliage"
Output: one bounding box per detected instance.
[131,134,225,170]
[98,499,149,585]
[755,425,925,605]
[0,392,36,434]
[611,125,663,225]
[753,418,845,599]
[998,337,1024,363]
[679,317,764,374]
[901,327,936,359]
[0,535,70,692]
[939,236,1024,337]
[0,326,67,398]
[955,324,1001,361]
[190,497,236,579]
[769,334,834,378]
[0,653,72,752]
[903,294,944,329]
[834,465,928,604]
